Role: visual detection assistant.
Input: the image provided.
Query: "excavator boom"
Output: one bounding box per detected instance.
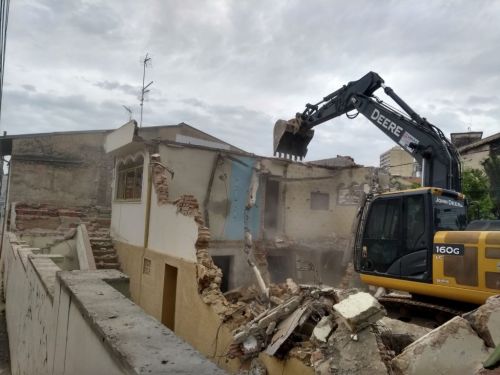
[273,72,461,191]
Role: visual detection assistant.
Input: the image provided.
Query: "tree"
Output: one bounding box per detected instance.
[483,155,500,218]
[461,168,494,220]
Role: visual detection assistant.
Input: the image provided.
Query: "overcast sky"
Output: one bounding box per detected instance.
[2,0,500,165]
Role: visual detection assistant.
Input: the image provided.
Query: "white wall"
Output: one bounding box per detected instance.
[110,151,149,247]
[148,192,199,262]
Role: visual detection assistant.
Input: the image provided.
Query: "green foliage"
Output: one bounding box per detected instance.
[462,168,495,220]
[483,155,500,218]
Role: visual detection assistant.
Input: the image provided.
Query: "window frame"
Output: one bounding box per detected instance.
[115,156,144,202]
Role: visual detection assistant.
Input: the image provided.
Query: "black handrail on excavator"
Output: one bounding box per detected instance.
[273,71,462,192]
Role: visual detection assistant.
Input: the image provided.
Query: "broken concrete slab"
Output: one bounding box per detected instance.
[311,316,334,343]
[465,295,500,348]
[317,321,388,375]
[375,317,431,355]
[333,291,386,332]
[265,304,310,356]
[391,316,492,375]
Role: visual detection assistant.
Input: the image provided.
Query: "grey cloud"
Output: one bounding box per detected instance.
[1,88,126,134]
[3,0,500,166]
[21,84,36,92]
[94,80,140,96]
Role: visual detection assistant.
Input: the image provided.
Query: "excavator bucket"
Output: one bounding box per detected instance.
[273,118,314,160]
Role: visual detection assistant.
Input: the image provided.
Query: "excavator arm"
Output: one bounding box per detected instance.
[273,72,462,191]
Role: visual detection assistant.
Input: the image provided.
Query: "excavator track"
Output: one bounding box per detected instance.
[377,295,474,326]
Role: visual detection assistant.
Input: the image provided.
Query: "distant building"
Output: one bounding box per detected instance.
[379,146,417,177]
[456,131,500,170]
[451,131,483,149]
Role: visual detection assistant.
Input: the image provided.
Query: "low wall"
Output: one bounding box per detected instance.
[2,232,226,375]
[114,241,241,372]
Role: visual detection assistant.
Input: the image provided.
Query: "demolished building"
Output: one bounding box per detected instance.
[1,120,499,374]
[104,121,400,373]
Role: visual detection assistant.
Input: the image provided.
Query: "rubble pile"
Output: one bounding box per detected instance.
[390,294,500,375]
[223,283,402,374]
[222,283,500,374]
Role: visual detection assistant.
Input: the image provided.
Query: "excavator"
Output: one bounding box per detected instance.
[273,72,500,307]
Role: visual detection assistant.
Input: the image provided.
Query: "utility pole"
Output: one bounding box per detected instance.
[139,53,153,127]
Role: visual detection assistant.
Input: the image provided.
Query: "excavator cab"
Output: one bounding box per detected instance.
[354,188,467,282]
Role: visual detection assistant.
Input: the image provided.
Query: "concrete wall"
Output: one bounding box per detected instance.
[279,163,375,240]
[2,232,226,375]
[9,132,113,207]
[461,144,490,171]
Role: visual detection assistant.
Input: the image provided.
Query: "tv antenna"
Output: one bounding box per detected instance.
[139,53,153,127]
[122,105,132,121]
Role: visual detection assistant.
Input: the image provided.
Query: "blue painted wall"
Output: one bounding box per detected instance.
[223,156,261,240]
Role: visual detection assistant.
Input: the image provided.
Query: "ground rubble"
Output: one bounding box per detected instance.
[219,280,433,375]
[217,278,500,375]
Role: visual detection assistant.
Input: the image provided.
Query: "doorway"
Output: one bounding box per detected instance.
[161,263,178,330]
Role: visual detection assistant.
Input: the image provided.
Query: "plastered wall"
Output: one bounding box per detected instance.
[2,235,125,375]
[114,241,242,373]
[2,232,224,375]
[461,144,490,171]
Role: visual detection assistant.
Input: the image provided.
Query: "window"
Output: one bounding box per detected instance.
[310,192,330,210]
[365,198,401,240]
[116,156,143,201]
[405,195,425,252]
[433,196,467,231]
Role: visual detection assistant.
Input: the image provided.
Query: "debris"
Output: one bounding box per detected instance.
[249,259,269,300]
[248,358,267,375]
[323,322,389,375]
[465,295,500,348]
[242,336,260,355]
[265,304,310,356]
[391,316,492,375]
[311,316,333,343]
[286,278,299,294]
[375,317,431,355]
[333,292,386,332]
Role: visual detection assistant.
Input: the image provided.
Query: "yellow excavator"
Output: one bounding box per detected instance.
[274,72,500,305]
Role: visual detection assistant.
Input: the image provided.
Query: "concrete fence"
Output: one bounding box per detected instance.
[2,232,226,375]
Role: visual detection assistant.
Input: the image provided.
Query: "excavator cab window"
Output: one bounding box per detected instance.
[359,192,432,281]
[362,197,402,274]
[433,196,467,231]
